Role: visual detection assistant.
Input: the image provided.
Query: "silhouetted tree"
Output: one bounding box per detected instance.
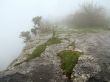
[32,16,42,28]
[20,31,31,42]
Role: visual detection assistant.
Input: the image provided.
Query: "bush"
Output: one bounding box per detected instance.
[72,4,109,28]
[32,16,42,27]
[20,31,31,42]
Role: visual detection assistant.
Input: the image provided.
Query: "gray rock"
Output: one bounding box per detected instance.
[1,30,110,82]
[72,32,110,82]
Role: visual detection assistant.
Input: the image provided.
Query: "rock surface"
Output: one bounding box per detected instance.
[72,32,110,82]
[0,29,110,82]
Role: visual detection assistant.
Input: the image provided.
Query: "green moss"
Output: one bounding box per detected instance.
[26,37,61,61]
[14,37,61,65]
[46,37,61,46]
[58,50,81,79]
[26,43,47,61]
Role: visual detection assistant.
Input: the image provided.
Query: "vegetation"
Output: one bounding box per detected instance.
[65,3,109,29]
[31,28,37,35]
[19,15,62,62]
[20,31,31,42]
[25,37,61,62]
[58,50,81,79]
[32,16,42,27]
[67,4,109,28]
[26,43,47,61]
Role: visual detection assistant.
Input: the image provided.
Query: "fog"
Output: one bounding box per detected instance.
[0,0,109,70]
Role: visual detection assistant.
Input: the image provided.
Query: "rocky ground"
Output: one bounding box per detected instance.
[0,27,110,82]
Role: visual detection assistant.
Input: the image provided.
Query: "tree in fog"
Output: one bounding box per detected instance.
[32,16,42,28]
[20,31,31,42]
[31,28,37,35]
[72,4,109,28]
[32,16,52,34]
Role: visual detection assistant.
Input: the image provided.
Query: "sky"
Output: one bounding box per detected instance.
[0,0,110,70]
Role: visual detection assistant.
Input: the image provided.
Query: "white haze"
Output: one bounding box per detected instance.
[0,0,109,70]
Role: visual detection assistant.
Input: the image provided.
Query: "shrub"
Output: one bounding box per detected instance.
[32,16,42,27]
[20,31,31,42]
[72,4,109,28]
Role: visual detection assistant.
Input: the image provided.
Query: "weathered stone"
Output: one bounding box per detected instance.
[1,29,110,82]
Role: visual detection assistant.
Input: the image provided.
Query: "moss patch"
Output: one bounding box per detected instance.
[26,43,47,61]
[26,37,61,61]
[58,50,81,79]
[14,37,61,66]
[46,37,61,46]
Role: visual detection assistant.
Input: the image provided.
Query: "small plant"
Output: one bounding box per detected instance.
[58,50,81,79]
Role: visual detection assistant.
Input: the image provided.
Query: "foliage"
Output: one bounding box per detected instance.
[32,16,53,34]
[72,4,109,28]
[25,37,61,61]
[58,50,81,79]
[32,16,42,27]
[20,31,31,42]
